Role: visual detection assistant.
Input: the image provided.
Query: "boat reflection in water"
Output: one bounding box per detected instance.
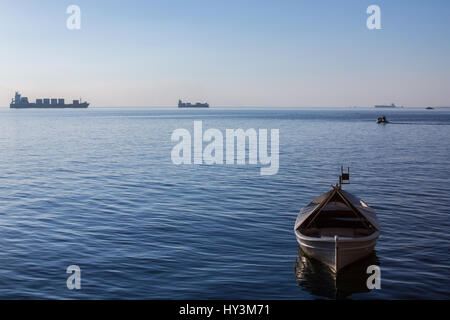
[294,247,380,299]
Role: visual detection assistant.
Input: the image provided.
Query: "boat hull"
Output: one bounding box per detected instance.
[10,103,89,109]
[295,230,379,273]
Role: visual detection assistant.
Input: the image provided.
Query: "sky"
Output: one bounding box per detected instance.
[0,0,449,107]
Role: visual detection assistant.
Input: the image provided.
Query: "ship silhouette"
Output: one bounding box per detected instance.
[10,92,89,109]
[178,99,209,108]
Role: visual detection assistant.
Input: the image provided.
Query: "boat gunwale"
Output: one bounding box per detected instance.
[295,229,380,244]
[295,186,379,232]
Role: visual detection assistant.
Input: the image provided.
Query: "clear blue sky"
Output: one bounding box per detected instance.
[0,0,449,107]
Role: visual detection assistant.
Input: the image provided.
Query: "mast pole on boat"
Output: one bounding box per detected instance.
[335,167,348,273]
[334,235,339,273]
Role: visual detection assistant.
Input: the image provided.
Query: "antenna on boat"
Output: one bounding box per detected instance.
[338,166,350,189]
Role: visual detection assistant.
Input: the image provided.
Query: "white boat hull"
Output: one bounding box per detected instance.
[295,230,379,273]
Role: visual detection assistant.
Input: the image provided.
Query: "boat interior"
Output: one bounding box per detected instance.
[299,193,375,239]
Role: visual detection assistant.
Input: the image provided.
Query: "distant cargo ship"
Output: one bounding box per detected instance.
[178,99,209,108]
[10,92,89,108]
[374,103,396,108]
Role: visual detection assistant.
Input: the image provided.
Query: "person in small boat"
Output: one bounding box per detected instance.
[377,116,388,123]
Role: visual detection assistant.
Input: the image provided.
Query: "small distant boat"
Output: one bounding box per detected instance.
[376,116,388,124]
[294,168,380,273]
[426,107,434,110]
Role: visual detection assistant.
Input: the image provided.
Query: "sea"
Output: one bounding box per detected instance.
[0,107,449,299]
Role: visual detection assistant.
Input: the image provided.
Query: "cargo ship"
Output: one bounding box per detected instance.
[10,92,89,108]
[178,99,209,108]
[374,103,396,108]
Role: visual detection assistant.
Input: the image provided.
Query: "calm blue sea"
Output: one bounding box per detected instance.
[0,107,449,299]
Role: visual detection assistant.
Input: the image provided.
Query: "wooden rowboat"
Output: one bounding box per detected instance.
[294,168,380,273]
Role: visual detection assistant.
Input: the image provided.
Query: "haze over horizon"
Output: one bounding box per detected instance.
[1,0,449,108]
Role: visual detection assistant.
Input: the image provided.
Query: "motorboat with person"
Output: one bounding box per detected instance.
[376,116,389,123]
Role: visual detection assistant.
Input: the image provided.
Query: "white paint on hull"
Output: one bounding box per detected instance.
[295,230,379,273]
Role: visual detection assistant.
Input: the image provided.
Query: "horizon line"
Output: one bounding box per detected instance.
[1,105,448,109]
